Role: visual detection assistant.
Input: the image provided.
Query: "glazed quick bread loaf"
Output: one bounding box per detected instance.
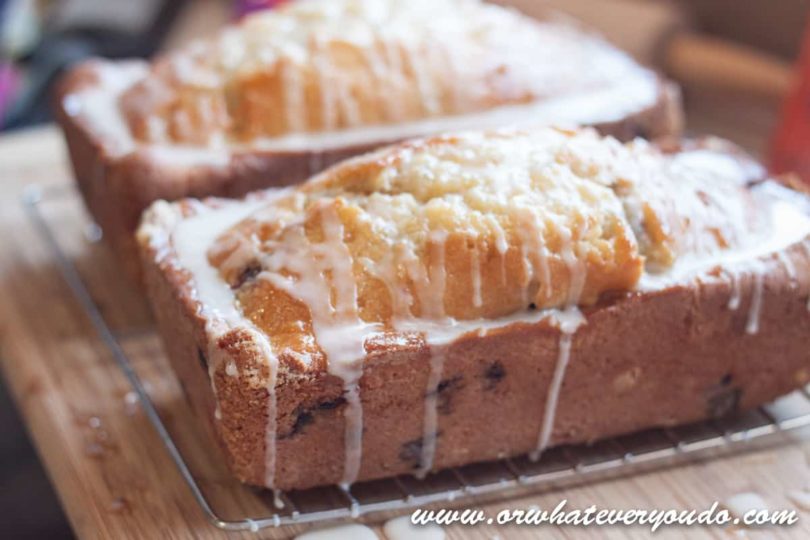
[56,0,682,281]
[138,127,810,491]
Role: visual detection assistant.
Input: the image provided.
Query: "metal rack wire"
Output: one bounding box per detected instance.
[23,184,810,532]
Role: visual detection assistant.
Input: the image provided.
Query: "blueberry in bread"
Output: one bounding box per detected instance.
[137,127,810,491]
[55,0,682,281]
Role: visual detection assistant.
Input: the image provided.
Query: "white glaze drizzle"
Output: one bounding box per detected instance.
[254,200,381,488]
[256,337,280,488]
[282,55,307,133]
[724,492,769,521]
[424,231,449,319]
[530,328,575,461]
[777,251,797,284]
[336,79,362,129]
[69,42,660,161]
[225,361,238,377]
[320,201,368,488]
[638,188,810,292]
[362,38,391,119]
[726,269,742,310]
[438,39,463,115]
[531,221,588,460]
[538,241,552,301]
[273,489,285,509]
[416,231,449,477]
[417,347,446,478]
[470,237,483,308]
[143,197,283,488]
[637,185,810,333]
[515,210,550,304]
[313,36,337,131]
[384,515,445,540]
[361,248,413,320]
[295,523,378,540]
[488,216,509,287]
[518,241,533,306]
[746,260,765,335]
[406,41,440,116]
[381,39,405,121]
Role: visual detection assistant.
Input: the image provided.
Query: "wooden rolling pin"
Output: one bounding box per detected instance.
[498,0,795,101]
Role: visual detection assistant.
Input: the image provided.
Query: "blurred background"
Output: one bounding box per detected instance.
[0,0,808,537]
[1,0,808,139]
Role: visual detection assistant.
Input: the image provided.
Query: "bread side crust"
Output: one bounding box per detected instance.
[139,197,810,490]
[56,60,682,283]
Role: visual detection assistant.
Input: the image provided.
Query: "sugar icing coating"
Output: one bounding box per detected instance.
[210,128,766,341]
[119,0,659,145]
[295,524,377,540]
[201,127,800,478]
[384,515,445,540]
[140,127,810,487]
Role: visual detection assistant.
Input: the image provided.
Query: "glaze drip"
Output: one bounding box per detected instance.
[727,269,742,310]
[532,222,589,460]
[260,202,376,486]
[746,261,766,335]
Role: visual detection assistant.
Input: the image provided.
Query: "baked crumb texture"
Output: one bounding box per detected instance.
[139,127,810,491]
[213,129,762,344]
[121,0,662,144]
[56,0,682,282]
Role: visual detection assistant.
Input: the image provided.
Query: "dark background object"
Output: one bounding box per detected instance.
[678,0,808,60]
[1,0,188,130]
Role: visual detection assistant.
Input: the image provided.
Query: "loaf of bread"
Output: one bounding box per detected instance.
[138,127,810,491]
[56,0,681,281]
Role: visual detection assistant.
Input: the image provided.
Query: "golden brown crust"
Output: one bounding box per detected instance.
[207,128,767,363]
[141,215,810,489]
[118,0,667,144]
[54,62,389,280]
[138,133,810,491]
[54,3,683,283]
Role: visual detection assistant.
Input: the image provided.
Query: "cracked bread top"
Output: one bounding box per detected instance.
[179,128,789,363]
[117,0,663,146]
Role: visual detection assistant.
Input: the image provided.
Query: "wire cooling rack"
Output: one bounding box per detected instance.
[23,184,810,532]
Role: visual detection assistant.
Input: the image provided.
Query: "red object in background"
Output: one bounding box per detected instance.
[235,0,288,18]
[770,17,810,185]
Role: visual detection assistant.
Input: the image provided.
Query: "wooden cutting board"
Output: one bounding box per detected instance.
[1,120,809,540]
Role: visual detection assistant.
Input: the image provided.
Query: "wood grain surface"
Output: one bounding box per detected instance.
[0,123,809,540]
